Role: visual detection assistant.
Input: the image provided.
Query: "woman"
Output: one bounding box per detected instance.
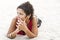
[7,1,38,39]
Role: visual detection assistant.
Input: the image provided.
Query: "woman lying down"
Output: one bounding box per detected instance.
[7,1,42,39]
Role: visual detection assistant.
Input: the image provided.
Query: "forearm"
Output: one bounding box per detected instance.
[24,28,37,38]
[7,29,20,39]
[11,28,20,34]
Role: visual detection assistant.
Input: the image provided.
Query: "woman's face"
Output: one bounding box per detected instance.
[17,8,26,21]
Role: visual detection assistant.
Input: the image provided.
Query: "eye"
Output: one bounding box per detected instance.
[20,13,23,15]
[17,12,22,15]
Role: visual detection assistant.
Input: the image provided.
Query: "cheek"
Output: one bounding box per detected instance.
[23,15,26,19]
[21,15,26,19]
[23,14,26,18]
[18,15,24,18]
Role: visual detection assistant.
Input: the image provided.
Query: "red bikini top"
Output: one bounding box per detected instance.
[17,19,32,35]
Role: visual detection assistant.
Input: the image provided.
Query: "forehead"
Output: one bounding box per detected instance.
[17,8,25,13]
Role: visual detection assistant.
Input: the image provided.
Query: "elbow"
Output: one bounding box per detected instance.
[28,35,38,38]
[32,35,37,38]
[7,34,11,39]
[7,34,12,39]
[7,33,16,39]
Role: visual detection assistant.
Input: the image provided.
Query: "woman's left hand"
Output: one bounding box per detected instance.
[16,17,27,31]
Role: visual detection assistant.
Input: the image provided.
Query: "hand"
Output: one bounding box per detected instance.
[16,17,27,31]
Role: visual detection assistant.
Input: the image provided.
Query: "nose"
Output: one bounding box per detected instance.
[17,14,21,19]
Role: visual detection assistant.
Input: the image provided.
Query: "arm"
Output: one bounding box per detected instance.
[16,16,38,38]
[24,16,38,38]
[7,17,20,39]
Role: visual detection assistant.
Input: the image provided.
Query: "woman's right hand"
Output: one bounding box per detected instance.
[7,28,20,39]
[16,16,23,30]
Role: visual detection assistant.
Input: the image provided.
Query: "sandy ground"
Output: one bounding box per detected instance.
[0,0,60,40]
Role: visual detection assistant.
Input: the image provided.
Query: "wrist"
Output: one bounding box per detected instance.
[23,27,28,32]
[11,29,19,35]
[15,29,20,33]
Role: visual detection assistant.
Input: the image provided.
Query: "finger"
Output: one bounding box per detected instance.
[18,24,21,27]
[16,25,18,28]
[17,20,20,23]
[19,20,25,25]
[18,20,23,24]
[18,18,23,22]
[18,17,20,20]
[17,20,22,24]
[17,18,25,25]
[16,25,20,29]
[17,21,23,26]
[16,22,18,24]
[18,17,21,20]
[16,22,21,25]
[16,24,21,28]
[17,18,22,22]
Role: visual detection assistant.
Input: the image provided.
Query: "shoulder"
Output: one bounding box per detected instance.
[32,15,37,24]
[32,15,37,22]
[31,15,38,28]
[12,16,17,22]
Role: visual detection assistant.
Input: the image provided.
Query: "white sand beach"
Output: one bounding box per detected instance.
[0,0,60,40]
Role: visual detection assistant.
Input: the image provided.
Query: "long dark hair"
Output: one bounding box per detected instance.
[17,1,34,20]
